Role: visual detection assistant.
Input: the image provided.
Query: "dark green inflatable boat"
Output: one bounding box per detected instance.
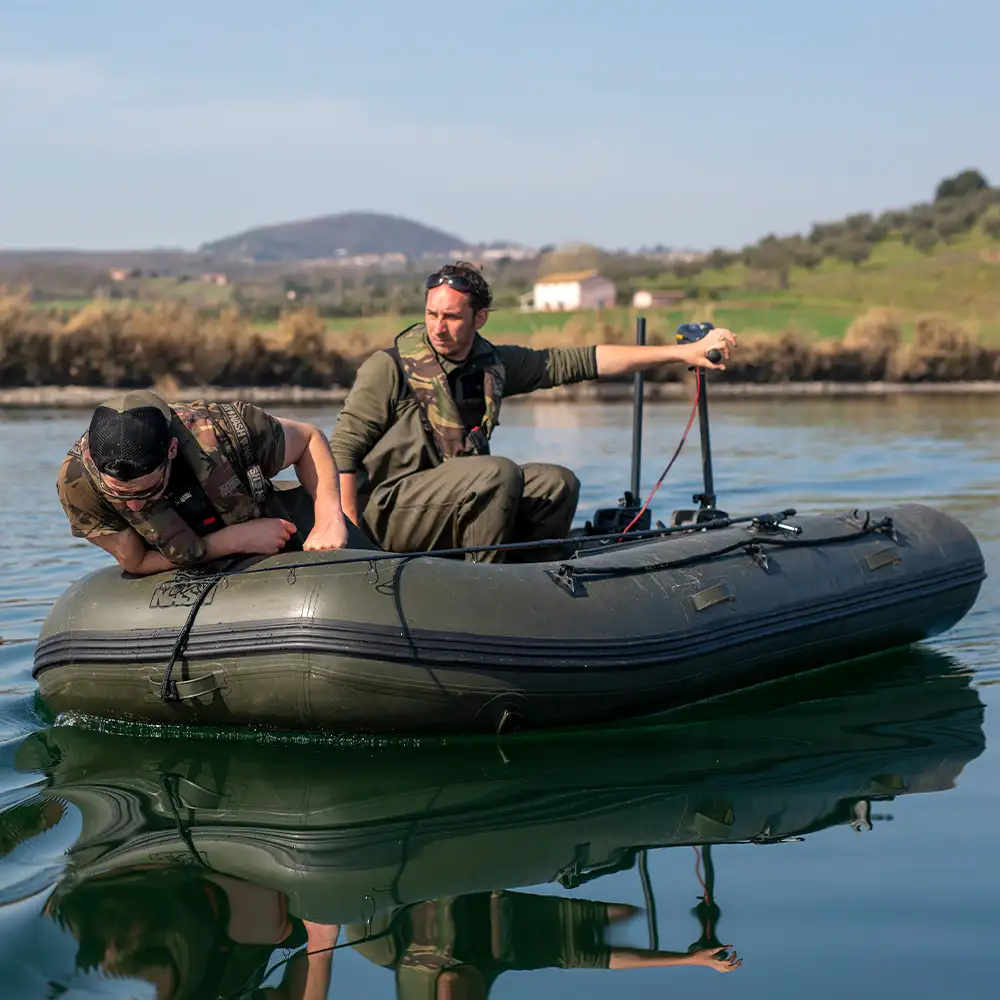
[32,498,984,734]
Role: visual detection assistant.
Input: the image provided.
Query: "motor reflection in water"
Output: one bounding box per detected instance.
[6,648,986,999]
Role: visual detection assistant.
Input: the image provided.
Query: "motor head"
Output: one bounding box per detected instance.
[676,322,722,363]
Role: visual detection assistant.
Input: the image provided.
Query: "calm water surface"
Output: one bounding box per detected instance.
[1,396,998,999]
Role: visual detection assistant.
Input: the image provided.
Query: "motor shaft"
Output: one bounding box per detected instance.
[630,316,646,502]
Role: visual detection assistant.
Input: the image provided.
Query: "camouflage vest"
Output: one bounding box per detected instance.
[77,401,269,565]
[392,324,505,460]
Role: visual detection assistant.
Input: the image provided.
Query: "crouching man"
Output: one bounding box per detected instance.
[57,390,349,575]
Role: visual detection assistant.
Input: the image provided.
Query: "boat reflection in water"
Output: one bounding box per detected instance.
[10,648,986,999]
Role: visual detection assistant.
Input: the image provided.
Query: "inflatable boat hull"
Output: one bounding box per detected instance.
[32,503,985,734]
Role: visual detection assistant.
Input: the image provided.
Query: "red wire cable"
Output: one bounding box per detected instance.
[619,374,702,537]
[693,845,708,895]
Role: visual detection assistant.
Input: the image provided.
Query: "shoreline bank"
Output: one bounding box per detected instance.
[3,380,1000,409]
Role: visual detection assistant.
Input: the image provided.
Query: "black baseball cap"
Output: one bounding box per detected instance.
[88,390,174,480]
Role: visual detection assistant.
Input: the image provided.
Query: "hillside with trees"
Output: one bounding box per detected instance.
[720,168,998,279]
[635,169,1000,299]
[199,211,464,262]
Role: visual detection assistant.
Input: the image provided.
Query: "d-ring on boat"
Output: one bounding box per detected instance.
[33,322,986,734]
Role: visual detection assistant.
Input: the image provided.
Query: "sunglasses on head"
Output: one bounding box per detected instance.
[99,454,172,502]
[425,271,477,294]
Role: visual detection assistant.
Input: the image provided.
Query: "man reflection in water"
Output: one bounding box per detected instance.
[44,867,341,1000]
[43,872,737,998]
[347,890,740,998]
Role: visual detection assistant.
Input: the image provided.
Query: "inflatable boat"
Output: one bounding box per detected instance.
[32,324,987,735]
[32,499,985,734]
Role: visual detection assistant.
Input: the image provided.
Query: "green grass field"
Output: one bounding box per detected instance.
[288,301,1000,346]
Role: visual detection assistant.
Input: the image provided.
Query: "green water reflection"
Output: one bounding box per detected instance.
[7,647,984,998]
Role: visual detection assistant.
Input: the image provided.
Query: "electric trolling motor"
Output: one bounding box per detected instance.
[668,321,730,528]
[585,318,727,535]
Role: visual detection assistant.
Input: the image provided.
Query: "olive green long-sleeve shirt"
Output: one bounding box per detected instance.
[330,334,598,505]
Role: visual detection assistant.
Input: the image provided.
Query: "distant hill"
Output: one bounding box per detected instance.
[199,211,465,262]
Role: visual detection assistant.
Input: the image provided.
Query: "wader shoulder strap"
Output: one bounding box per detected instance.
[218,402,268,507]
[384,344,438,453]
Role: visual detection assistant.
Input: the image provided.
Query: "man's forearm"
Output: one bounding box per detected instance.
[294,427,343,519]
[595,344,691,378]
[92,530,194,577]
[609,948,698,969]
[202,523,255,561]
[129,548,181,575]
[140,523,256,569]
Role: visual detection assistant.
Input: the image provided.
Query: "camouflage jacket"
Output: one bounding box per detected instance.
[57,401,286,567]
[390,324,505,459]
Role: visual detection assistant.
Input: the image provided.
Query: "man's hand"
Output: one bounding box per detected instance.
[303,512,349,551]
[690,946,742,972]
[679,328,738,370]
[219,518,298,556]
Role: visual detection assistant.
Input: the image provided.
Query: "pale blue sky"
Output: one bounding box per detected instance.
[2,0,997,251]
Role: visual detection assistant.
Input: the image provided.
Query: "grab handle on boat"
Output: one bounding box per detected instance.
[153,672,224,701]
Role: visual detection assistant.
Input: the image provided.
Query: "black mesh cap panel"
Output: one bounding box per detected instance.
[88,404,172,479]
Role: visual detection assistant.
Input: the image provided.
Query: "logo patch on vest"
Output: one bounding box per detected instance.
[218,475,243,497]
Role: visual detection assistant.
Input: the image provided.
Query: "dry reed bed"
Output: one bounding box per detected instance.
[2,295,998,388]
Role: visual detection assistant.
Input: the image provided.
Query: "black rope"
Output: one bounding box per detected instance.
[207,510,795,582]
[157,773,210,867]
[556,517,895,582]
[158,566,232,702]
